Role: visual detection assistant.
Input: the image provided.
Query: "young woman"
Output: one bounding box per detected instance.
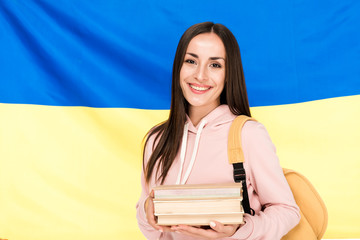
[136,22,300,240]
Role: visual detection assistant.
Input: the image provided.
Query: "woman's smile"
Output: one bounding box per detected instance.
[188,83,212,93]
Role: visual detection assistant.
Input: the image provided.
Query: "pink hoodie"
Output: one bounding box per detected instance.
[136,105,300,240]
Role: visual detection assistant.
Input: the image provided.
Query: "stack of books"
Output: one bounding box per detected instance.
[152,183,244,226]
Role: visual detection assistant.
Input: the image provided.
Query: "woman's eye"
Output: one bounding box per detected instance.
[185,59,195,64]
[211,63,222,68]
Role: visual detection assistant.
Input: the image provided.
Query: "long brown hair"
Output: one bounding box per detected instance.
[144,22,251,184]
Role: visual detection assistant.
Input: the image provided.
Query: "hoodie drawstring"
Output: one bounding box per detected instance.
[176,119,207,185]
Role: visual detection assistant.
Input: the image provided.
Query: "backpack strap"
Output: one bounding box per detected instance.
[228,115,256,216]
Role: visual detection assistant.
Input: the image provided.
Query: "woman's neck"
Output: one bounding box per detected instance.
[188,104,220,127]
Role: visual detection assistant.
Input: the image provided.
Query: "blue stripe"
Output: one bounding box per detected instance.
[0,0,359,108]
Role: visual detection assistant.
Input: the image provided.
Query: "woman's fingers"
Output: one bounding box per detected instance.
[210,221,240,238]
[145,191,174,233]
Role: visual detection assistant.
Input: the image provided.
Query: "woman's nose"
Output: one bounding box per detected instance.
[194,65,208,81]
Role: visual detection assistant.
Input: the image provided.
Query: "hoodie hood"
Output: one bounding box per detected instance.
[185,104,237,134]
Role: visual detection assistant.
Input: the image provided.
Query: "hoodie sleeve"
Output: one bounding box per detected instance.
[135,135,162,240]
[230,121,300,240]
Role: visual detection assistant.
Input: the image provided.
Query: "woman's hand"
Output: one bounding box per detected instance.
[144,190,172,233]
[171,221,240,239]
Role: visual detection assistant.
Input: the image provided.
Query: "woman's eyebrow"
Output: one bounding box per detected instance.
[186,52,225,60]
[186,52,199,58]
[209,56,225,61]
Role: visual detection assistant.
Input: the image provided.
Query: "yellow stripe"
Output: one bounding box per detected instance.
[0,94,359,239]
[0,104,168,240]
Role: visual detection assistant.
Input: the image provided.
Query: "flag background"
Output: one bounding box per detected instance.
[0,1,359,239]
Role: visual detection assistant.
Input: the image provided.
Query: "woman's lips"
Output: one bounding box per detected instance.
[188,83,212,93]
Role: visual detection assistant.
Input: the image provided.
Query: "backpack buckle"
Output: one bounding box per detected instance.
[233,163,246,182]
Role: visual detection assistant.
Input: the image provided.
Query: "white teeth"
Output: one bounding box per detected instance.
[190,84,211,91]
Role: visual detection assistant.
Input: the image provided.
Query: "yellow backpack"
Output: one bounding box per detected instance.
[228,115,328,240]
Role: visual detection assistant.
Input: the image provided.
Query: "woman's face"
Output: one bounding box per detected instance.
[180,33,226,114]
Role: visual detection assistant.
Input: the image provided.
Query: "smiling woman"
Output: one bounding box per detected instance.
[136,22,300,240]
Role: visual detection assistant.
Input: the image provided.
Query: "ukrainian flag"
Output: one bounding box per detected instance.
[0,1,359,239]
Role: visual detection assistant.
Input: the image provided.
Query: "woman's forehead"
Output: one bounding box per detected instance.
[186,33,226,59]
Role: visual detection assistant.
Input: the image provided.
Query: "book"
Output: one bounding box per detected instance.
[154,183,242,199]
[152,183,244,226]
[154,198,243,214]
